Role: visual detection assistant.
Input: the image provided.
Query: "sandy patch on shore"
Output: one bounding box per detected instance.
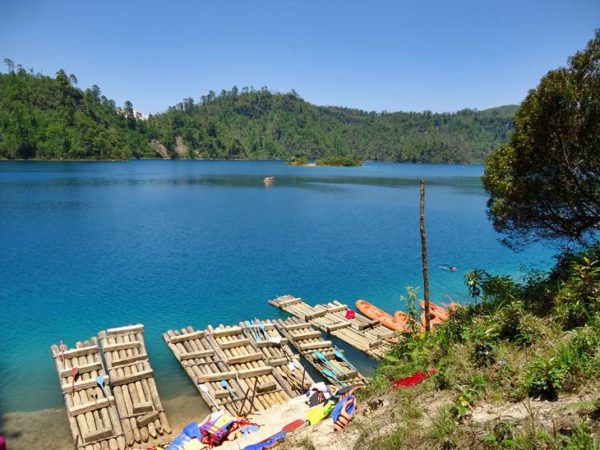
[1,393,209,450]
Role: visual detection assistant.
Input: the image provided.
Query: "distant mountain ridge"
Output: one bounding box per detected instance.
[0,66,518,162]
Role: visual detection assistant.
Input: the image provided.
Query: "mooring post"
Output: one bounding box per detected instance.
[420,179,431,332]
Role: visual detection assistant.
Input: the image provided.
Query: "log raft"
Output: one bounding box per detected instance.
[206,324,292,414]
[239,319,315,395]
[273,316,366,386]
[98,324,171,448]
[50,338,126,450]
[269,295,394,359]
[162,326,243,415]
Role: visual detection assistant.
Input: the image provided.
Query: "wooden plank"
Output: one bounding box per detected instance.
[111,369,154,387]
[112,353,148,367]
[105,324,144,335]
[60,345,98,359]
[291,330,321,340]
[195,371,237,384]
[137,411,160,428]
[60,361,102,378]
[180,349,215,361]
[102,341,141,352]
[326,321,352,331]
[226,351,263,365]
[256,337,289,347]
[61,375,111,394]
[304,310,327,319]
[220,338,251,349]
[357,320,380,330]
[267,357,288,367]
[281,322,309,331]
[324,304,348,313]
[168,330,205,344]
[83,427,115,444]
[212,326,242,337]
[68,397,115,417]
[237,366,272,379]
[298,340,333,352]
[256,381,277,393]
[132,401,154,414]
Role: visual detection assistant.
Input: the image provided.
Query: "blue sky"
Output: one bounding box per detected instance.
[1,0,598,114]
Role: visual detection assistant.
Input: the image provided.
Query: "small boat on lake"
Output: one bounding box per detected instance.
[263,176,275,186]
[356,300,418,332]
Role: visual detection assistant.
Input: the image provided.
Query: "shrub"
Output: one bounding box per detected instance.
[520,356,568,401]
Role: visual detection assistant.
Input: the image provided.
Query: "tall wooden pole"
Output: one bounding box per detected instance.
[420,180,431,332]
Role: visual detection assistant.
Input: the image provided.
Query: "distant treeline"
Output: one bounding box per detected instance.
[0,61,518,162]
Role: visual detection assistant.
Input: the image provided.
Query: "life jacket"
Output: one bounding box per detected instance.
[331,394,356,431]
[199,411,236,446]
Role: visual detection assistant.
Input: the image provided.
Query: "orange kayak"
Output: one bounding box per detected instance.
[356,300,416,332]
[394,311,423,332]
[419,301,458,328]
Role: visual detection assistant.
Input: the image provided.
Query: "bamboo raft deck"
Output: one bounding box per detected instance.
[163,323,303,416]
[50,338,126,450]
[239,319,315,394]
[162,326,245,415]
[207,324,293,412]
[98,324,171,447]
[269,295,394,359]
[273,316,366,386]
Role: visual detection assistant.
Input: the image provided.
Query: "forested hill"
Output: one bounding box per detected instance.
[0,66,149,159]
[0,67,518,162]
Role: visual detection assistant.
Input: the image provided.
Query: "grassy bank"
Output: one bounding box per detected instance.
[284,244,600,449]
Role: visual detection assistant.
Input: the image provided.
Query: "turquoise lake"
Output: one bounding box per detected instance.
[0,161,556,415]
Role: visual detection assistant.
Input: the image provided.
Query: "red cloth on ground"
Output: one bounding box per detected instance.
[345,309,356,319]
[392,369,437,388]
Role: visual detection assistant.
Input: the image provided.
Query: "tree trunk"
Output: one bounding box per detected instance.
[420,180,431,332]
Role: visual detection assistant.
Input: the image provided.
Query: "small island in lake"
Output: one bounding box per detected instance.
[315,155,362,167]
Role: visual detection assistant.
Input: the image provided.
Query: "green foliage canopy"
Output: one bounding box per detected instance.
[483,31,600,246]
[0,63,517,163]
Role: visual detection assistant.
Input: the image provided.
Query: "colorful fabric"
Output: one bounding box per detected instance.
[392,369,437,388]
[345,309,356,319]
[199,410,236,445]
[306,400,336,425]
[331,395,356,431]
[330,394,356,422]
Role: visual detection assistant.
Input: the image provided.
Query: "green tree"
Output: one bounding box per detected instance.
[483,30,600,246]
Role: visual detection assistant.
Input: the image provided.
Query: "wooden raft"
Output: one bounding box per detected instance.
[206,324,292,413]
[98,324,171,447]
[273,317,366,386]
[239,319,315,395]
[162,326,244,415]
[50,338,126,450]
[269,295,394,359]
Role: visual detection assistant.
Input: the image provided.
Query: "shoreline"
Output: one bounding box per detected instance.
[1,392,209,450]
[0,158,484,165]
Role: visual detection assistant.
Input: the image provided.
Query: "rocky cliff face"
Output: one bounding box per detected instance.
[150,140,170,159]
[174,136,188,158]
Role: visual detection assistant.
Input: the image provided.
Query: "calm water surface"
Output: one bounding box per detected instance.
[0,161,555,414]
